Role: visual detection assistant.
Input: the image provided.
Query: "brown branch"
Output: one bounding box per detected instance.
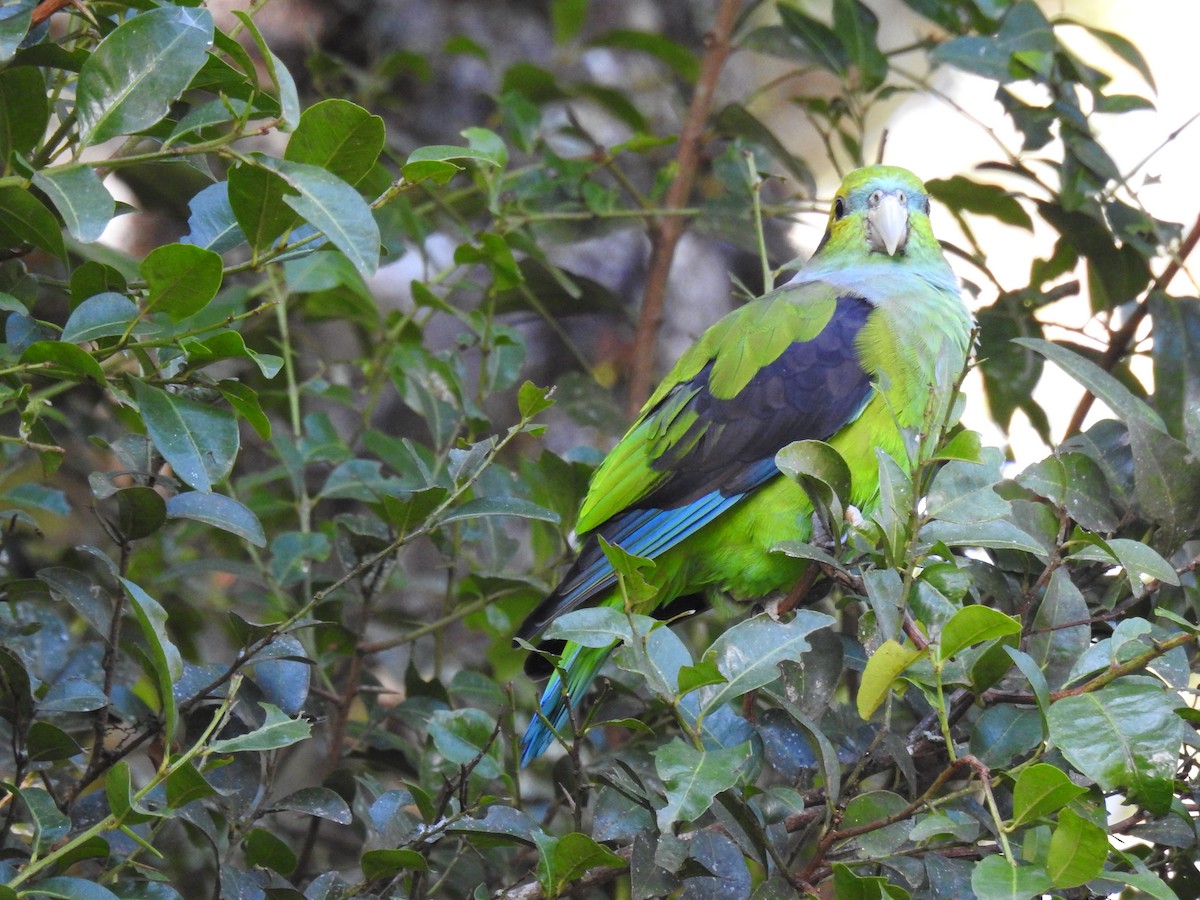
[624,0,743,416]
[1064,208,1200,438]
[32,0,73,26]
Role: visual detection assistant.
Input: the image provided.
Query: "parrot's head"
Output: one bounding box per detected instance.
[814,166,937,263]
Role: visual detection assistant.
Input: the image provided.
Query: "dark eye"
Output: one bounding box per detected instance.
[833,196,846,220]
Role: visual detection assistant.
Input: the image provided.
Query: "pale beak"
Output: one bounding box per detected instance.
[867,191,909,256]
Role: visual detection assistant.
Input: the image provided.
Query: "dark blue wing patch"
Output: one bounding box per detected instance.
[517,294,874,645]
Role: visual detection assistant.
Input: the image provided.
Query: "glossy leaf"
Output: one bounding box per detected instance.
[970,856,1052,900]
[133,380,239,493]
[858,639,926,719]
[1010,763,1088,828]
[0,186,66,259]
[141,243,224,320]
[209,703,311,753]
[121,578,182,746]
[77,7,215,146]
[33,164,114,244]
[653,739,753,832]
[60,292,138,344]
[1048,676,1183,812]
[938,605,1021,662]
[285,98,386,186]
[165,491,267,547]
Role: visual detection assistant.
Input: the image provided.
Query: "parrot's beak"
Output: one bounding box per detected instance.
[867,191,909,256]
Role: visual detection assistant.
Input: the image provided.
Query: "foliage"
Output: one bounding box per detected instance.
[0,0,1194,897]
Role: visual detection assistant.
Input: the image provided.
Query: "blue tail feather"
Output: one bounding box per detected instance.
[520,644,611,765]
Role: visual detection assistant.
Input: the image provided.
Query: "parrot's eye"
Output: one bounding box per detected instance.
[833,196,847,220]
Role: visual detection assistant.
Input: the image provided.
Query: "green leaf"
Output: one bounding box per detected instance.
[232,11,299,129]
[244,827,298,875]
[116,485,167,540]
[926,176,1033,230]
[361,848,428,879]
[777,4,848,73]
[858,639,927,719]
[1027,569,1089,690]
[698,611,835,715]
[653,739,753,832]
[517,380,555,418]
[0,6,35,70]
[925,448,1009,524]
[970,855,1052,900]
[0,66,46,164]
[218,380,271,440]
[0,186,66,259]
[1046,808,1108,887]
[140,243,224,320]
[969,704,1044,768]
[14,877,120,900]
[1010,763,1088,828]
[428,707,501,777]
[165,491,267,547]
[184,181,247,253]
[1015,337,1165,432]
[676,656,727,695]
[270,786,352,824]
[285,98,386,186]
[538,832,625,897]
[60,292,138,344]
[933,1,1054,83]
[257,156,381,277]
[209,703,311,753]
[26,721,84,763]
[831,862,912,899]
[77,6,215,146]
[120,578,182,746]
[1048,677,1183,812]
[401,143,504,184]
[587,29,699,82]
[544,606,657,650]
[1070,21,1156,90]
[938,606,1021,662]
[132,379,239,492]
[21,786,70,855]
[438,496,560,525]
[183,331,283,379]
[551,0,588,44]
[842,790,912,857]
[33,164,115,244]
[832,0,888,91]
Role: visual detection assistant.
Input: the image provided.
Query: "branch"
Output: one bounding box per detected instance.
[31,0,72,27]
[624,0,743,416]
[1064,208,1200,438]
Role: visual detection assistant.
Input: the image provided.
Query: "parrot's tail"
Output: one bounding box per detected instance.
[520,643,612,765]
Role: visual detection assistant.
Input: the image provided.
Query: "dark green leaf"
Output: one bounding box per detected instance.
[33,165,115,243]
[183,181,247,253]
[116,485,167,540]
[285,98,386,186]
[77,7,215,146]
[210,703,311,753]
[1027,569,1089,689]
[927,175,1033,229]
[271,787,352,824]
[244,827,297,875]
[427,708,501,778]
[141,243,224,320]
[439,496,560,525]
[833,0,888,91]
[26,721,84,763]
[182,331,282,379]
[217,380,271,440]
[165,491,267,547]
[969,704,1043,768]
[21,340,107,385]
[0,186,66,259]
[1048,676,1183,812]
[256,156,380,277]
[60,292,138,344]
[361,848,428,879]
[588,29,699,82]
[653,739,753,832]
[121,578,182,745]
[699,611,835,715]
[777,4,848,73]
[15,876,119,900]
[842,790,911,856]
[132,380,239,492]
[0,1,33,65]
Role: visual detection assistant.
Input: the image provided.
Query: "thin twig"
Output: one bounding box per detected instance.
[624,0,743,415]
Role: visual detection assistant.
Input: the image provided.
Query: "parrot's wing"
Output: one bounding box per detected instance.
[517,287,876,642]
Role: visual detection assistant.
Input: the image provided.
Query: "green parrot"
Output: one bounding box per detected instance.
[517,165,973,764]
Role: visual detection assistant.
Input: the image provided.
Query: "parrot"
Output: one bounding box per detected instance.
[516,165,973,765]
